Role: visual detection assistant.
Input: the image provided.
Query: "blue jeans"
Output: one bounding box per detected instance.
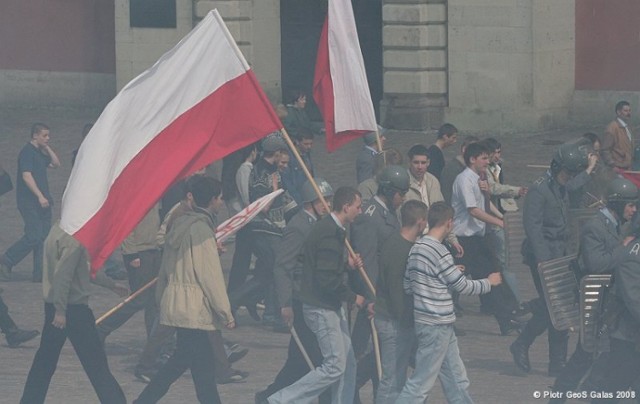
[3,203,51,280]
[487,225,521,302]
[375,315,414,404]
[395,323,473,404]
[268,305,356,404]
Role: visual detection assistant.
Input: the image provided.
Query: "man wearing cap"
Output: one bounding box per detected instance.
[255,178,334,404]
[356,127,386,185]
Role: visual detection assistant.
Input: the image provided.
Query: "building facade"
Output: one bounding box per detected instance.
[3,0,640,133]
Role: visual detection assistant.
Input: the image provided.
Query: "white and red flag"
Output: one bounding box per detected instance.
[313,0,378,152]
[60,10,282,271]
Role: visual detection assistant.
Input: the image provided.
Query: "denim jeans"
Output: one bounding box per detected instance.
[268,304,356,404]
[374,315,414,404]
[3,203,51,280]
[395,323,473,404]
[487,225,521,302]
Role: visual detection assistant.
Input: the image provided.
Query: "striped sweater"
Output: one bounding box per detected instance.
[404,235,491,325]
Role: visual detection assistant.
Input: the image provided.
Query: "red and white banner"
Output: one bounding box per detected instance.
[215,189,283,242]
[60,10,282,271]
[313,0,378,152]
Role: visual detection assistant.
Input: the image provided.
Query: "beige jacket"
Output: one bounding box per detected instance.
[404,171,459,246]
[156,209,233,331]
[602,119,634,169]
[44,223,115,316]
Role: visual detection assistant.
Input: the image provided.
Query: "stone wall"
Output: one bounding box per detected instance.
[380,0,448,130]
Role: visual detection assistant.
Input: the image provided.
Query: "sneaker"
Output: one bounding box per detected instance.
[134,366,157,383]
[217,369,249,384]
[227,347,249,364]
[6,328,39,348]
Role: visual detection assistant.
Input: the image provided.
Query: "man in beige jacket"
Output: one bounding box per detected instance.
[135,175,234,404]
[602,100,634,170]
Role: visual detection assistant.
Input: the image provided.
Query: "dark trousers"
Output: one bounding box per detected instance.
[227,227,253,293]
[138,324,233,380]
[134,327,221,404]
[262,300,330,403]
[98,249,160,338]
[457,235,519,323]
[4,204,51,280]
[552,339,594,396]
[0,294,17,332]
[517,263,569,363]
[351,308,379,403]
[20,303,125,404]
[591,338,640,404]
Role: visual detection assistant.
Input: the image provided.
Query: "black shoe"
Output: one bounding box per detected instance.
[6,328,39,348]
[511,303,533,323]
[548,361,566,378]
[255,389,270,404]
[227,347,249,364]
[499,319,522,336]
[510,340,531,372]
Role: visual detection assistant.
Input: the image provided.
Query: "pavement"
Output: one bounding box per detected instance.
[0,107,635,403]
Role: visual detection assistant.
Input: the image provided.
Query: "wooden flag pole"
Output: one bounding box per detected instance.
[370,317,383,379]
[95,278,158,325]
[291,326,315,370]
[280,128,377,297]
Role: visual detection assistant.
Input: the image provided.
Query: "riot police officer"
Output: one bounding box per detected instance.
[350,165,409,402]
[550,178,638,402]
[511,142,596,376]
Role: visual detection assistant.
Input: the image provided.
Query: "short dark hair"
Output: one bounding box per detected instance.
[401,200,428,227]
[463,142,490,166]
[332,186,360,213]
[615,100,630,114]
[482,137,501,152]
[582,132,601,147]
[408,144,430,160]
[461,135,479,151]
[427,201,454,229]
[295,127,315,141]
[240,143,257,161]
[437,123,458,139]
[287,89,306,105]
[31,123,49,137]
[188,176,222,208]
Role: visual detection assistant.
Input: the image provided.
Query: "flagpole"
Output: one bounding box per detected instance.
[280,127,376,297]
[95,278,158,325]
[291,326,315,370]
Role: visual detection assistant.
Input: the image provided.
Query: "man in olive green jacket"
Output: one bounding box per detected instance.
[135,176,235,404]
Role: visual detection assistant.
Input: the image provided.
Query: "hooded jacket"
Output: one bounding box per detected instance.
[156,208,233,330]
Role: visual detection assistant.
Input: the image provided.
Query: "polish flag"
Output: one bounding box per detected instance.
[60,10,282,271]
[313,0,378,152]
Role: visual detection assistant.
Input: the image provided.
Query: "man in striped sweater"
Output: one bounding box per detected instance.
[396,202,502,403]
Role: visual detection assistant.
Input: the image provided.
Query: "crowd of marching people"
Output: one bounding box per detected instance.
[1,96,639,403]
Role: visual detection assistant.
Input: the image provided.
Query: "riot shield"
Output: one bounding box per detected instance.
[579,274,612,353]
[537,254,580,331]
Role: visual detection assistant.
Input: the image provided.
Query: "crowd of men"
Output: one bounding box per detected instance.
[0,96,639,403]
